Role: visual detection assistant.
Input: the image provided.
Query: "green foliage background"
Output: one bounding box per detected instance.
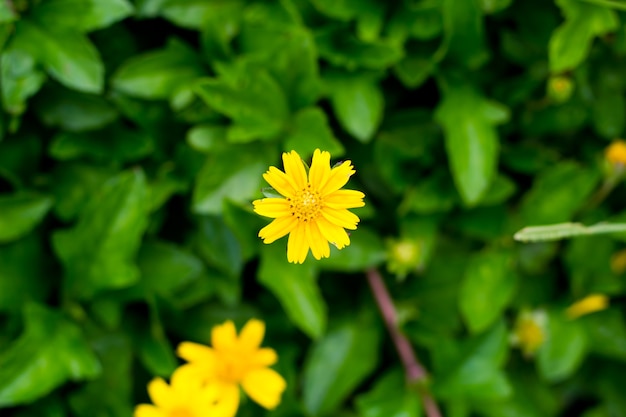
[2,0,626,416]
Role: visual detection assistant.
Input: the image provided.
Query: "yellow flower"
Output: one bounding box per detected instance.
[177,319,286,414]
[253,149,365,263]
[510,310,546,357]
[134,366,231,417]
[605,140,626,166]
[566,294,609,319]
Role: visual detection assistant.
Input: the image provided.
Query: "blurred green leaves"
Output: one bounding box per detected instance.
[0,304,100,407]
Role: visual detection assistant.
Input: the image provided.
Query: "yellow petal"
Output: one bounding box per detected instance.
[566,294,609,319]
[309,149,331,190]
[241,368,287,410]
[253,198,292,218]
[320,160,355,196]
[287,222,309,263]
[212,320,238,351]
[213,382,240,417]
[177,341,215,364]
[170,364,206,397]
[321,207,360,230]
[263,167,298,198]
[324,189,365,209]
[251,348,278,367]
[134,404,164,417]
[238,319,265,351]
[306,220,330,260]
[282,150,307,190]
[147,378,173,409]
[316,217,350,249]
[258,216,298,243]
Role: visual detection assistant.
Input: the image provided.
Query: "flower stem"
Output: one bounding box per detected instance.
[366,267,442,417]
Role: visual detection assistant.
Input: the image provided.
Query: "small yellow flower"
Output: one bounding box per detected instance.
[253,149,365,263]
[177,319,286,414]
[510,310,546,357]
[547,75,574,103]
[605,140,626,166]
[134,366,231,417]
[566,294,609,319]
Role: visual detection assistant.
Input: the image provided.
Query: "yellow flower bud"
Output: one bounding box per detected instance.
[386,239,421,279]
[566,294,609,319]
[547,75,574,103]
[510,310,547,357]
[605,140,626,166]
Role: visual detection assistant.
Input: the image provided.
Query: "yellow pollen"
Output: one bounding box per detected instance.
[289,184,323,222]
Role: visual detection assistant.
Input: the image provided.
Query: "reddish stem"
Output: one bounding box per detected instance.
[366,268,442,417]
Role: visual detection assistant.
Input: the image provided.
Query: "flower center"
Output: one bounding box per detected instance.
[289,184,322,222]
[169,408,194,417]
[216,352,248,383]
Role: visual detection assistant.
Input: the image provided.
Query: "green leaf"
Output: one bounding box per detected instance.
[515,222,626,243]
[192,144,273,214]
[0,1,16,23]
[0,236,49,312]
[284,107,345,157]
[0,192,53,243]
[1,49,46,115]
[459,251,516,333]
[302,320,381,416]
[11,21,104,93]
[258,244,326,339]
[31,0,133,32]
[137,240,205,296]
[186,124,228,154]
[355,368,421,417]
[442,0,488,68]
[160,0,243,30]
[328,74,384,143]
[537,309,587,382]
[317,227,386,272]
[195,66,289,142]
[68,333,133,417]
[592,84,625,139]
[0,303,101,407]
[34,85,117,132]
[549,0,618,72]
[582,309,626,360]
[519,162,600,225]
[434,321,511,401]
[192,216,243,277]
[112,39,205,100]
[435,83,507,205]
[52,169,149,299]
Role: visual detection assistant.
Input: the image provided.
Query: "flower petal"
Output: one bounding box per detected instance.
[253,198,292,218]
[213,382,240,417]
[282,150,307,190]
[263,167,298,198]
[321,207,360,230]
[324,189,365,209]
[251,347,278,367]
[134,404,165,417]
[212,320,238,351]
[287,222,309,263]
[177,341,215,364]
[238,319,265,351]
[258,216,298,244]
[306,220,330,260]
[242,368,287,410]
[316,217,350,249]
[320,160,355,196]
[147,378,173,409]
[309,149,331,190]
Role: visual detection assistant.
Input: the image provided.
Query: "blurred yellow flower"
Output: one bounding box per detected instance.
[134,366,231,417]
[611,248,626,274]
[566,294,609,319]
[177,319,286,414]
[253,149,365,263]
[510,310,546,357]
[605,140,626,166]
